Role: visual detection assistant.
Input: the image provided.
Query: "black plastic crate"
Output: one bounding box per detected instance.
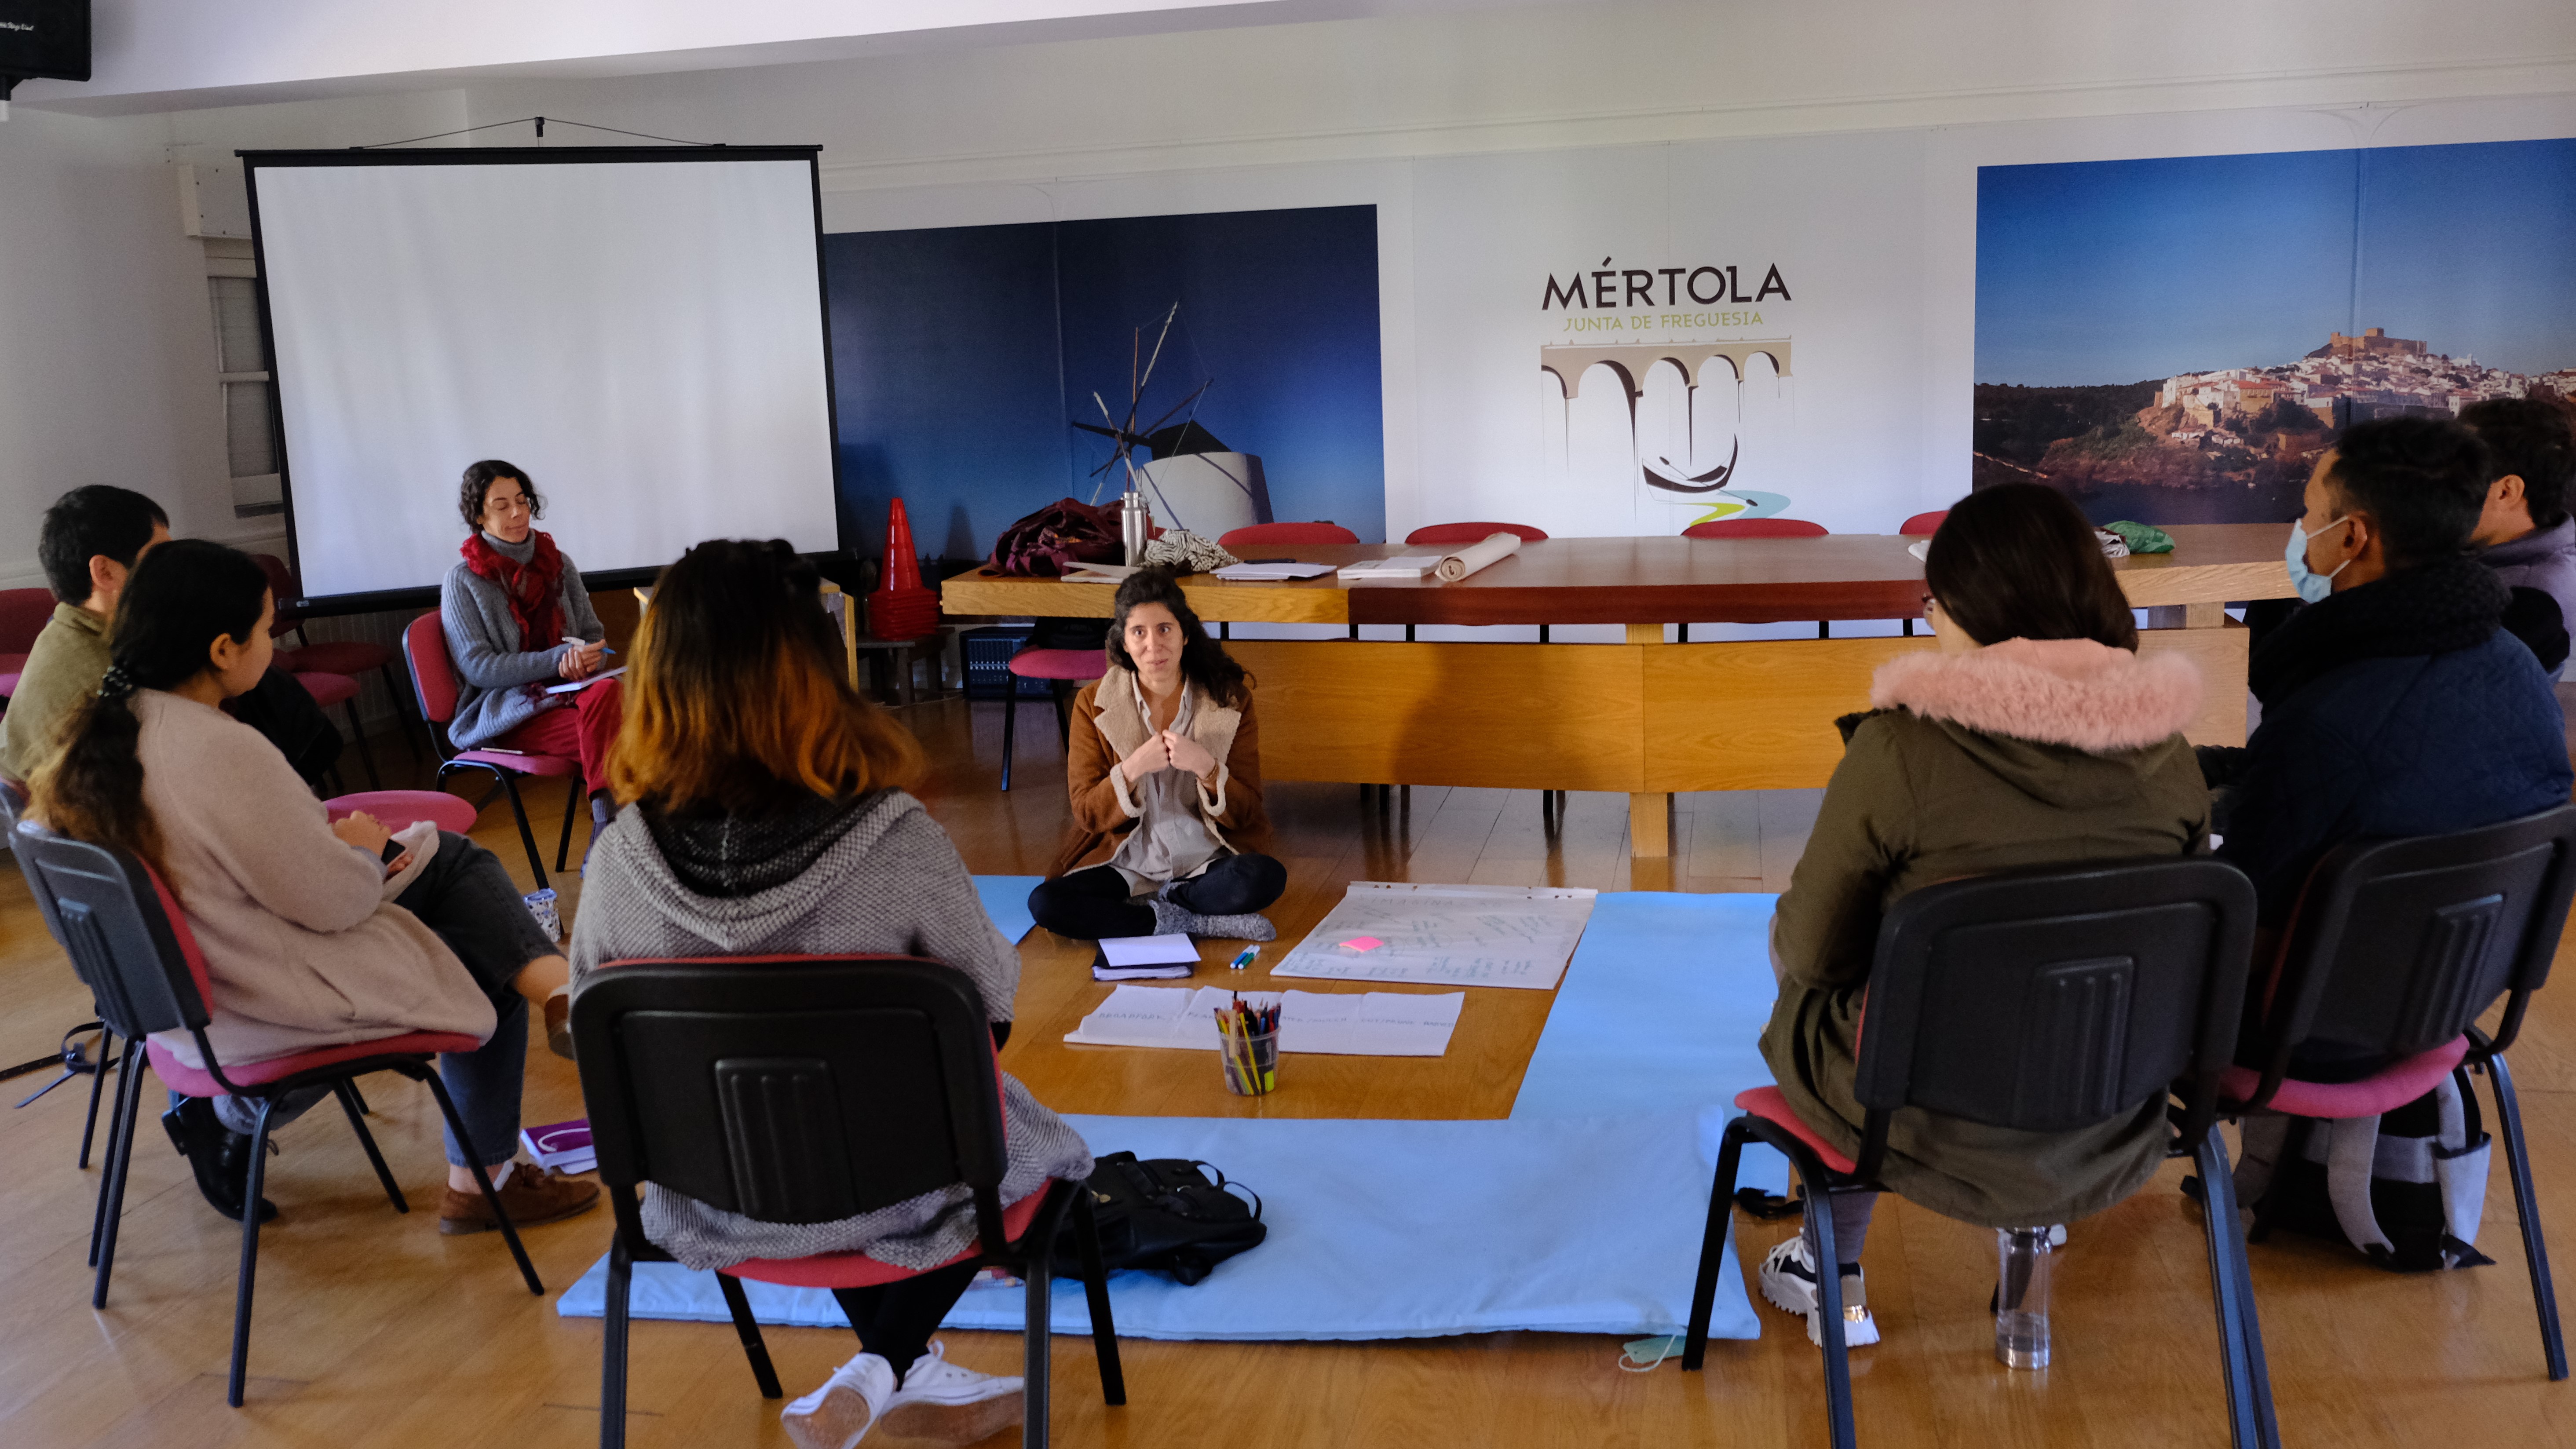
[961,627,1055,701]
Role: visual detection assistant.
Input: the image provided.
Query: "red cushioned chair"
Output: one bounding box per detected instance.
[325,789,482,837]
[1898,511,1949,537]
[15,821,541,1407]
[254,554,429,762]
[572,956,1125,1449]
[1218,521,1360,548]
[0,779,121,1181]
[2220,804,2576,1381]
[0,584,53,701]
[1684,858,2273,1449]
[402,611,585,888]
[1001,646,1106,793]
[1679,518,1834,640]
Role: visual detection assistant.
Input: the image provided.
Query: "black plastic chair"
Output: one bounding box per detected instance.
[2223,803,2576,1381]
[1683,857,2276,1449]
[0,779,120,1174]
[15,822,541,1406]
[571,955,1126,1449]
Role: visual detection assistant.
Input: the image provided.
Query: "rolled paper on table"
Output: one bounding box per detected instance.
[1435,531,1522,583]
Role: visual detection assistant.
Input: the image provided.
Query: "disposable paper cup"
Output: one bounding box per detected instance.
[1221,1029,1280,1096]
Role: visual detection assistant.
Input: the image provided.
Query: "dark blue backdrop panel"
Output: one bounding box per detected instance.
[825,204,1384,562]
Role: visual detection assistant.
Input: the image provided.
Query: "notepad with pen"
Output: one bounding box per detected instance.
[1093,933,1198,981]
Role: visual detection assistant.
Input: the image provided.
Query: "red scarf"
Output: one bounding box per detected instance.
[460,529,566,649]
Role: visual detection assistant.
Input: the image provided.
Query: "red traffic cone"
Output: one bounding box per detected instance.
[882,499,926,591]
[867,497,940,639]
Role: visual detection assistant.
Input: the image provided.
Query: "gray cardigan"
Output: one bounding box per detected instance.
[568,790,1093,1271]
[437,548,606,749]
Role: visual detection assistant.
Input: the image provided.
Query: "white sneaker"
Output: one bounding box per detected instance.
[1758,1236,1881,1348]
[780,1350,895,1449]
[879,1340,1028,1444]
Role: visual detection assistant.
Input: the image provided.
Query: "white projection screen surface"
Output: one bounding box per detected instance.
[248,150,839,603]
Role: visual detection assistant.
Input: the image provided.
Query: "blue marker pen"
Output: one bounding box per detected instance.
[1228,945,1259,972]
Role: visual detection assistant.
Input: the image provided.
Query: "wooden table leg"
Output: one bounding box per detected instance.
[1630,792,1671,857]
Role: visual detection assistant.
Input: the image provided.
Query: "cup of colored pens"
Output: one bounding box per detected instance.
[1217,996,1280,1097]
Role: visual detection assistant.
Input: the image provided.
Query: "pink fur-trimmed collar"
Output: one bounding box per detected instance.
[1871,638,2203,753]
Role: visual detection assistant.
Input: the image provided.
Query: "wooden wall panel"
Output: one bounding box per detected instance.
[1641,636,1932,792]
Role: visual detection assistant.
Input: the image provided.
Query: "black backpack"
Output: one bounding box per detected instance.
[1052,1153,1267,1286]
[2233,1067,2496,1273]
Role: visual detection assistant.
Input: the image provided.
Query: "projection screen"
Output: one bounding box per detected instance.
[243,147,840,607]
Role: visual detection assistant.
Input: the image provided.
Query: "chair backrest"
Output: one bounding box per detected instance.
[1404,522,1550,547]
[1850,857,2257,1171]
[14,823,215,1046]
[2249,804,2576,1094]
[402,611,462,727]
[1218,521,1359,547]
[1899,510,1949,537]
[250,554,303,637]
[0,586,55,654]
[1,778,69,945]
[1682,518,1829,539]
[571,956,1012,1255]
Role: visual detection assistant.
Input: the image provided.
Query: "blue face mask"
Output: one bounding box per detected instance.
[2285,515,2352,604]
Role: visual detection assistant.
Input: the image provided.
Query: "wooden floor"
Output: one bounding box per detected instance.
[3,693,2573,1447]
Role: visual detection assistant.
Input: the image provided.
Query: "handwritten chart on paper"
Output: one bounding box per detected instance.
[1269,882,1598,990]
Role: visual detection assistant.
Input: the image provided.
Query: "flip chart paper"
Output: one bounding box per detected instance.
[1271,882,1598,990]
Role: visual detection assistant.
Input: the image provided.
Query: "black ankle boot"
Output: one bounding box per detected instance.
[160,1098,278,1223]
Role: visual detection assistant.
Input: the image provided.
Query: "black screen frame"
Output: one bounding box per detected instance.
[237,145,845,617]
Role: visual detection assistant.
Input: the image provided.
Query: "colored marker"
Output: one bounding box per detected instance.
[1228,945,1259,971]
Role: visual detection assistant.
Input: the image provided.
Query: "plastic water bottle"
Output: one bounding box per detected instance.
[1995,1226,2053,1369]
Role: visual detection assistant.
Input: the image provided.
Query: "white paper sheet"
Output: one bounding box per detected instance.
[1100,933,1199,967]
[1064,985,1465,1057]
[1212,561,1337,580]
[1337,554,1443,580]
[1268,881,1598,989]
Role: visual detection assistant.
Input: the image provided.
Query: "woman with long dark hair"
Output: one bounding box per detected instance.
[1027,566,1285,941]
[28,540,597,1233]
[572,539,1091,1446]
[1751,483,2210,1347]
[439,459,625,851]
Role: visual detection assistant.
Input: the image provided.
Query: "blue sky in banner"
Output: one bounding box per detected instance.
[823,204,1383,562]
[1974,137,2576,386]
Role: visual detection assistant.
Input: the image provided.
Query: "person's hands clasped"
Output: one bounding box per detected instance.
[557,640,607,681]
[1162,729,1217,783]
[331,810,393,856]
[1119,734,1173,784]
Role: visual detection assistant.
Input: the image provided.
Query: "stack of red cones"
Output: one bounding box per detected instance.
[865,498,941,639]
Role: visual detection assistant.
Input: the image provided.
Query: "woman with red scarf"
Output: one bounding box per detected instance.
[438,460,625,853]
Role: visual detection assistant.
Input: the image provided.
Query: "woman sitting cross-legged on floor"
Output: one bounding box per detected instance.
[568,538,1093,1449]
[1754,483,2212,1347]
[25,540,597,1234]
[1027,566,1286,942]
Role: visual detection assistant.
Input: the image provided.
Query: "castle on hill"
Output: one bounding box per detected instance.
[2155,329,2575,443]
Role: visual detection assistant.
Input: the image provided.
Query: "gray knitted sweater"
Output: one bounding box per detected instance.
[568,790,1093,1271]
[437,534,607,749]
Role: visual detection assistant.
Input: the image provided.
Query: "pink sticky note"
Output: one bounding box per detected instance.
[1341,936,1385,952]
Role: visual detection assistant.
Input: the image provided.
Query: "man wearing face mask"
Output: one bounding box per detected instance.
[2214,418,2571,1031]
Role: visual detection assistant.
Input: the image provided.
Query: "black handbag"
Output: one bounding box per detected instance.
[1052,1152,1267,1286]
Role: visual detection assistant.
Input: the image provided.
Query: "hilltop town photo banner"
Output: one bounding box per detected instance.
[1973,137,2576,525]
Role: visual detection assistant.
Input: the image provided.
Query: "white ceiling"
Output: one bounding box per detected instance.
[7,0,1580,114]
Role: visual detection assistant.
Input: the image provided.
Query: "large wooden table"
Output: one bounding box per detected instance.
[943,526,2292,858]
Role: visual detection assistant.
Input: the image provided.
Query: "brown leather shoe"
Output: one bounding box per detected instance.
[544,994,575,1061]
[439,1162,600,1235]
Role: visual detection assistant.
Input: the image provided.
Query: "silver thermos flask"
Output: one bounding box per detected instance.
[1122,486,1150,564]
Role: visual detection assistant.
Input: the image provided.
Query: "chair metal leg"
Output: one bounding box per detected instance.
[89,1037,147,1286]
[2485,1050,2567,1380]
[1072,1190,1127,1405]
[1001,696,1018,792]
[342,702,382,789]
[2193,1124,2280,1449]
[1683,1115,1750,1369]
[227,1098,279,1406]
[556,773,583,873]
[1024,1225,1054,1449]
[1807,1174,1858,1449]
[492,771,548,889]
[714,1271,784,1398]
[416,1066,543,1295]
[603,1236,634,1449]
[348,1081,370,1115]
[78,1026,116,1169]
[333,1079,407,1212]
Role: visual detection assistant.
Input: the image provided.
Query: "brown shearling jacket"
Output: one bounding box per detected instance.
[1050,664,1273,878]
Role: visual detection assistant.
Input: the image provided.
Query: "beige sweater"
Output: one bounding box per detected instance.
[133,690,495,1069]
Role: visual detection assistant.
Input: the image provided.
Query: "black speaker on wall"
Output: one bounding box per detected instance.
[0,0,90,99]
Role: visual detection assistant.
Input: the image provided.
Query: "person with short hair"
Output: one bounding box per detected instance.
[26,540,595,1231]
[2462,395,2576,648]
[1027,566,1286,942]
[439,460,624,850]
[1756,482,2211,1347]
[2219,416,2572,1072]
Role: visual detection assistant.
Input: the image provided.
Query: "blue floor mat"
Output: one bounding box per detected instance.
[1511,891,1789,1195]
[975,875,1042,943]
[555,1109,1759,1342]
